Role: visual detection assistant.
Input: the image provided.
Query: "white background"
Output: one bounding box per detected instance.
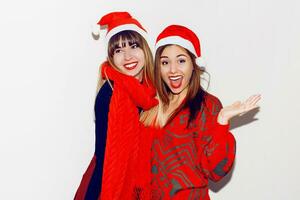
[0,0,299,199]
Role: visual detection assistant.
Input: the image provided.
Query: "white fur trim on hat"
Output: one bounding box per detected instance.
[105,24,148,43]
[195,56,206,67]
[155,36,197,56]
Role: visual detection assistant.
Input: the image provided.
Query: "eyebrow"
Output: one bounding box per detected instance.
[114,40,138,50]
[160,54,188,59]
[177,54,188,58]
[160,56,168,59]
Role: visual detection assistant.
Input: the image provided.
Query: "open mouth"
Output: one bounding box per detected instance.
[124,62,138,70]
[169,75,183,89]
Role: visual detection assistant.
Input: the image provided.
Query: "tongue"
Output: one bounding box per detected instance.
[170,78,182,89]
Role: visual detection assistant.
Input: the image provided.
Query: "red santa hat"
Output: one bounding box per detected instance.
[155,25,206,67]
[93,11,148,43]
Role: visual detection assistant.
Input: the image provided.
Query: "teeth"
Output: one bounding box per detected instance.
[169,76,182,81]
[125,63,137,68]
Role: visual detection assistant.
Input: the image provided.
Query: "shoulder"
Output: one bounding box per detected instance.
[202,92,223,115]
[94,81,114,114]
[204,92,222,107]
[97,81,113,100]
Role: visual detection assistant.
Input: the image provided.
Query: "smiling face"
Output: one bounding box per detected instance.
[108,31,154,84]
[111,39,145,81]
[159,45,194,95]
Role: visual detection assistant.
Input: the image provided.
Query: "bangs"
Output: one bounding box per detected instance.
[108,30,143,57]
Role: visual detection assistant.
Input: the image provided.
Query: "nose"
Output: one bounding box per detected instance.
[124,49,133,60]
[169,62,177,73]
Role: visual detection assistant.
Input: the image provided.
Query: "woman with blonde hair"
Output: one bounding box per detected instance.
[74,12,157,200]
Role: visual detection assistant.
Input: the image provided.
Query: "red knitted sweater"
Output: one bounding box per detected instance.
[150,94,236,199]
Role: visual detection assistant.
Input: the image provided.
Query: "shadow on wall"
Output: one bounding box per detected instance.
[209,107,260,192]
[230,107,260,131]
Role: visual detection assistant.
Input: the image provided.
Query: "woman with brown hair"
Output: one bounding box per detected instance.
[141,25,261,199]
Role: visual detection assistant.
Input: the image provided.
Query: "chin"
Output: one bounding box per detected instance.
[123,69,139,77]
[170,88,183,94]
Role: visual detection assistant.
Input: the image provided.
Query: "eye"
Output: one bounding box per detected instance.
[131,43,139,49]
[114,48,121,54]
[178,58,186,64]
[161,60,168,65]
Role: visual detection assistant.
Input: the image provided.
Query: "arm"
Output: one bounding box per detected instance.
[200,122,236,182]
[200,94,261,181]
[198,96,236,181]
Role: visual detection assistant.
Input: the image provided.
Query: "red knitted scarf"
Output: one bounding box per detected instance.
[100,62,157,200]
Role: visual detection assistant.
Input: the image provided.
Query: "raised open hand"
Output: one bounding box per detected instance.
[217,94,261,125]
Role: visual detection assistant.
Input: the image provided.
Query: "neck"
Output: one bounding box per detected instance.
[169,86,188,106]
[158,87,188,127]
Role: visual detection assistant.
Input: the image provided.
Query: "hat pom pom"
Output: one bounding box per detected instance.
[91,24,100,40]
[195,56,206,68]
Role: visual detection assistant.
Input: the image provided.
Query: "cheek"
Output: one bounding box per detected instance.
[184,67,194,83]
[160,68,169,83]
[135,50,145,63]
[113,54,123,67]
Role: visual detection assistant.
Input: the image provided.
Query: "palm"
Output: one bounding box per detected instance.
[218,94,261,124]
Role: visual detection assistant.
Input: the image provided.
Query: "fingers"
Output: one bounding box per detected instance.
[244,94,257,104]
[250,94,261,106]
[243,94,261,112]
[246,94,261,106]
[221,94,261,120]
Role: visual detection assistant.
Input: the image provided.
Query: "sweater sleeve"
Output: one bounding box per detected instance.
[198,96,236,182]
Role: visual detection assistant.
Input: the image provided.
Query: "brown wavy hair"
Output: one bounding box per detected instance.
[154,44,208,127]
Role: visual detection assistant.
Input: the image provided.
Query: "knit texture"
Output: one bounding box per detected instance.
[150,93,236,199]
[100,62,157,200]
